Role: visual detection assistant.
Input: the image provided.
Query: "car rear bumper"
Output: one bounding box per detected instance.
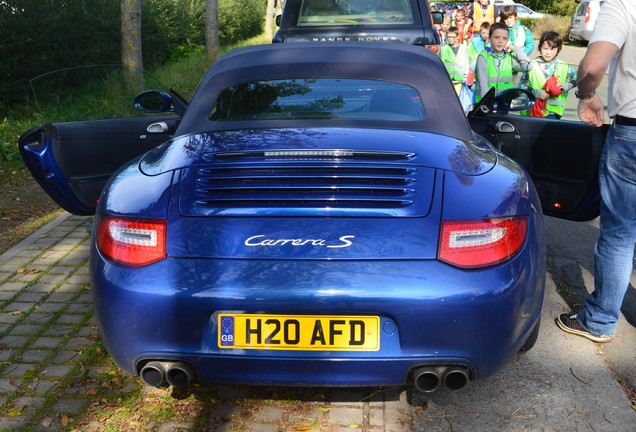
[568,27,593,42]
[90,225,545,387]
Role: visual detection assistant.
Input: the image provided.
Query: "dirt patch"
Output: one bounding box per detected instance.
[0,170,62,256]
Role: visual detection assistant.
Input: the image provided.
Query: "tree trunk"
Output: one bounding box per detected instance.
[265,0,276,41]
[206,0,220,63]
[121,0,144,91]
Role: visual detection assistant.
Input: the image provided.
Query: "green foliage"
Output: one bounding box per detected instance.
[520,15,572,41]
[0,0,121,114]
[524,0,578,16]
[0,0,266,117]
[143,0,266,60]
[219,0,267,45]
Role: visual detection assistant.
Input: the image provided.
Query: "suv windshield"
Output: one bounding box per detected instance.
[298,0,415,25]
[210,79,424,121]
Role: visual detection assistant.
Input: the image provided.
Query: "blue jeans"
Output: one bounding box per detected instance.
[579,124,636,337]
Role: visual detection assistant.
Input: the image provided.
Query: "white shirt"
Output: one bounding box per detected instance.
[589,0,636,118]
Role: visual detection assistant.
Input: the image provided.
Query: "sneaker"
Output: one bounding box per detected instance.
[555,313,613,343]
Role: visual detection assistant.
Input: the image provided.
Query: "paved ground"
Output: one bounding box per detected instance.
[1,212,635,431]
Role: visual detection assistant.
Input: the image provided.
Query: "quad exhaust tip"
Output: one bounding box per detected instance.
[139,360,470,391]
[413,365,471,392]
[140,360,196,388]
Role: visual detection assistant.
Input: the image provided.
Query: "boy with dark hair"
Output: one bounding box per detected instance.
[500,5,535,56]
[474,22,529,102]
[520,31,577,119]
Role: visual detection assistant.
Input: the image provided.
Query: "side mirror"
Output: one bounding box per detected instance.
[431,11,444,25]
[134,90,174,113]
[494,89,536,111]
[276,15,281,26]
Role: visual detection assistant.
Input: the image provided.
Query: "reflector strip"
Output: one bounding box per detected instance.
[449,228,506,248]
[109,224,158,246]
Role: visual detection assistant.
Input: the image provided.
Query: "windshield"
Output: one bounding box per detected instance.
[297,0,415,26]
[210,79,424,121]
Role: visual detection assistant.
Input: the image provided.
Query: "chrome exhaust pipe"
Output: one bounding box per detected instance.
[166,362,195,388]
[413,366,442,393]
[443,366,470,391]
[140,361,168,387]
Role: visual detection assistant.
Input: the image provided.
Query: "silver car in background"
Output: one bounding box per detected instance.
[568,0,604,43]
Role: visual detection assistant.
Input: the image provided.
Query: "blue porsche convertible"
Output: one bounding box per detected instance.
[19,42,604,392]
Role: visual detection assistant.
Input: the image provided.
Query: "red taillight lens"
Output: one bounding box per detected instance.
[97,216,167,266]
[438,217,528,268]
[584,6,591,23]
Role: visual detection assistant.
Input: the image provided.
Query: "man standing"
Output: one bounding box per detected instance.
[556,0,636,343]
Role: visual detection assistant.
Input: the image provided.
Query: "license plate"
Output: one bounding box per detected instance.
[218,314,380,351]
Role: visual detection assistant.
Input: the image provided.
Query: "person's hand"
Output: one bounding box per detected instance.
[539,90,549,101]
[578,95,604,127]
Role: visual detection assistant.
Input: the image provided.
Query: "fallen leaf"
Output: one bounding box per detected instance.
[85,389,98,396]
[9,310,23,315]
[8,407,23,416]
[16,268,40,275]
[41,417,53,427]
[290,427,314,432]
[61,415,70,426]
[349,424,359,428]
[317,407,330,412]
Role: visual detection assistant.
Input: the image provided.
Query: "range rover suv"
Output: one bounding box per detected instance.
[273,0,441,50]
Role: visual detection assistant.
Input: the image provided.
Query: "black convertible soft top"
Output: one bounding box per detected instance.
[177,42,473,142]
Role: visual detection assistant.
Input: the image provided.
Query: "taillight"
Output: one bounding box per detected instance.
[438,217,528,268]
[97,216,167,266]
[584,6,591,23]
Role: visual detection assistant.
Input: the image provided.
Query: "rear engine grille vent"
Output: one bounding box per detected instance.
[189,165,419,210]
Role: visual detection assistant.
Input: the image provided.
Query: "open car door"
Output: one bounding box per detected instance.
[18,66,182,216]
[468,89,605,222]
[19,116,178,215]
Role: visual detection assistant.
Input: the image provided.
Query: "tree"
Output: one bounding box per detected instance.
[206,0,220,62]
[264,0,276,41]
[121,0,144,91]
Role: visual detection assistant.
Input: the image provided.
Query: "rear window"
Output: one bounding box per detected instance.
[575,1,589,16]
[210,79,424,121]
[297,0,415,26]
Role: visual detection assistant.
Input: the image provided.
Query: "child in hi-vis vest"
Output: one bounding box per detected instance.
[474,22,529,102]
[520,31,578,119]
[441,27,470,83]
